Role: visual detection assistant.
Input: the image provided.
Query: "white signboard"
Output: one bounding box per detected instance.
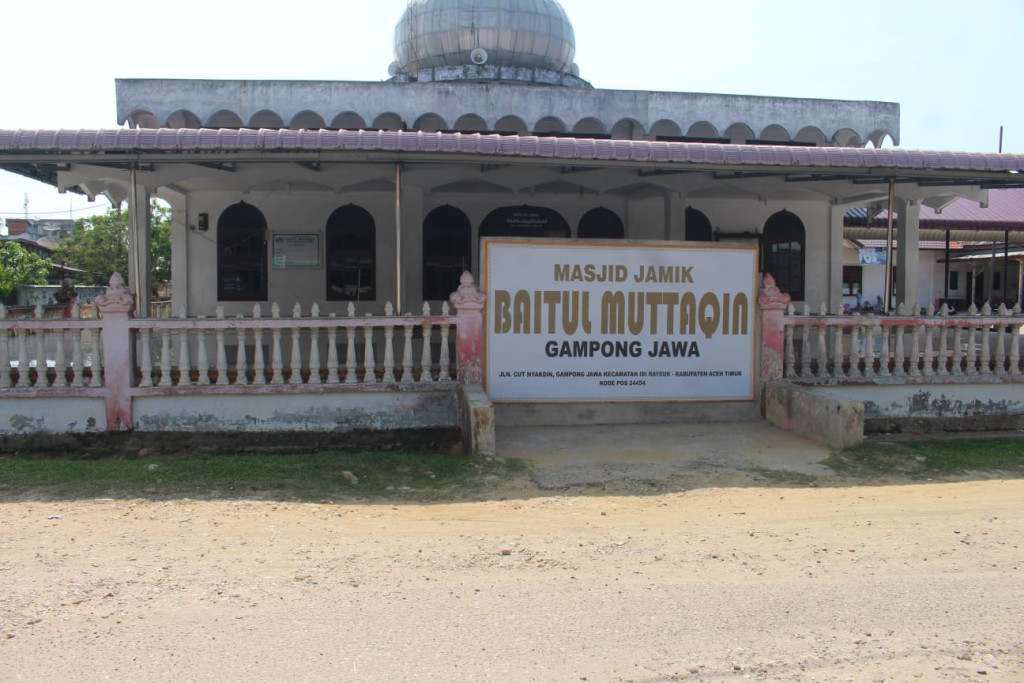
[483,239,758,403]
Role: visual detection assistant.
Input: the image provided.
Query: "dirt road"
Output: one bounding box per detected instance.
[2,477,1022,682]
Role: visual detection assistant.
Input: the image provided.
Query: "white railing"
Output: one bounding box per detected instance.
[0,304,104,389]
[783,302,1024,383]
[131,301,456,388]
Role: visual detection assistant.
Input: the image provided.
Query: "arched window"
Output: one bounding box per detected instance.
[685,207,713,242]
[422,205,471,301]
[578,207,624,239]
[761,210,805,302]
[217,202,267,301]
[326,205,376,301]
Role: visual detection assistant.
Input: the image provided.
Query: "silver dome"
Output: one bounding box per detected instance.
[394,0,576,74]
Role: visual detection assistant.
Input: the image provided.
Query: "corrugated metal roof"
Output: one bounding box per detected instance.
[2,128,1024,174]
[846,187,1024,229]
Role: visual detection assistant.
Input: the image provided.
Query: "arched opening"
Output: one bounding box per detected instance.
[494,116,528,135]
[649,119,682,140]
[326,205,376,302]
[578,207,624,239]
[759,124,790,143]
[761,210,805,302]
[127,109,159,129]
[422,205,472,301]
[685,207,713,242]
[794,126,828,146]
[831,128,862,147]
[572,117,607,136]
[724,123,755,144]
[453,114,488,132]
[207,110,244,128]
[413,113,447,133]
[611,118,643,140]
[372,112,404,131]
[248,110,285,129]
[166,109,201,129]
[330,112,367,130]
[290,110,326,129]
[533,117,567,134]
[479,205,570,239]
[685,121,719,141]
[217,202,268,301]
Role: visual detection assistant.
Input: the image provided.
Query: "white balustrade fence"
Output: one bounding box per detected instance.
[783,302,1024,383]
[130,301,457,388]
[0,304,103,390]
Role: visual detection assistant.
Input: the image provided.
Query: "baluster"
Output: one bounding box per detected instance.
[995,305,1010,376]
[893,322,906,377]
[439,302,452,382]
[196,319,210,385]
[877,324,891,377]
[402,320,414,384]
[139,327,154,387]
[34,327,47,388]
[421,302,434,382]
[783,323,795,379]
[965,320,978,376]
[829,325,842,379]
[0,306,8,389]
[90,329,103,387]
[158,326,171,387]
[847,321,860,379]
[1010,321,1022,377]
[70,329,84,388]
[345,303,357,384]
[177,309,191,386]
[215,308,229,386]
[235,318,248,386]
[363,315,376,383]
[309,304,322,385]
[979,313,992,377]
[951,324,964,376]
[327,313,341,385]
[382,303,396,383]
[16,330,29,388]
[800,304,812,379]
[51,327,68,388]
[271,303,284,385]
[936,306,949,376]
[911,324,923,377]
[816,320,827,380]
[0,326,10,389]
[289,303,303,385]
[252,304,266,386]
[862,322,875,379]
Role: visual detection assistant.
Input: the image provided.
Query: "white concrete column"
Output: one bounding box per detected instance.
[828,205,846,313]
[895,198,921,310]
[128,171,152,317]
[163,189,188,317]
[400,185,424,312]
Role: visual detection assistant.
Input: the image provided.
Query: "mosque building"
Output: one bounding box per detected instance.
[1,0,1022,443]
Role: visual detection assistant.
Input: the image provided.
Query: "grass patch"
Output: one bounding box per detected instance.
[825,437,1024,480]
[0,451,528,503]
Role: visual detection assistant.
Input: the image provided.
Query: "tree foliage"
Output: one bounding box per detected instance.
[55,203,172,289]
[0,240,51,302]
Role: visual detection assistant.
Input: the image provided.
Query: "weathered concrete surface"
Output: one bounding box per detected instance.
[496,400,761,427]
[133,392,458,433]
[0,397,105,437]
[458,383,495,456]
[116,78,899,145]
[764,381,865,449]
[811,383,1024,435]
[497,421,835,488]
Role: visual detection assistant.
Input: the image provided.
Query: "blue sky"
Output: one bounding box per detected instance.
[1,0,1021,221]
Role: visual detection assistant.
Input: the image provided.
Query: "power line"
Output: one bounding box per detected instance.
[0,202,112,218]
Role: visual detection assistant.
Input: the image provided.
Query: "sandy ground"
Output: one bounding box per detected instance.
[2,429,1023,682]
